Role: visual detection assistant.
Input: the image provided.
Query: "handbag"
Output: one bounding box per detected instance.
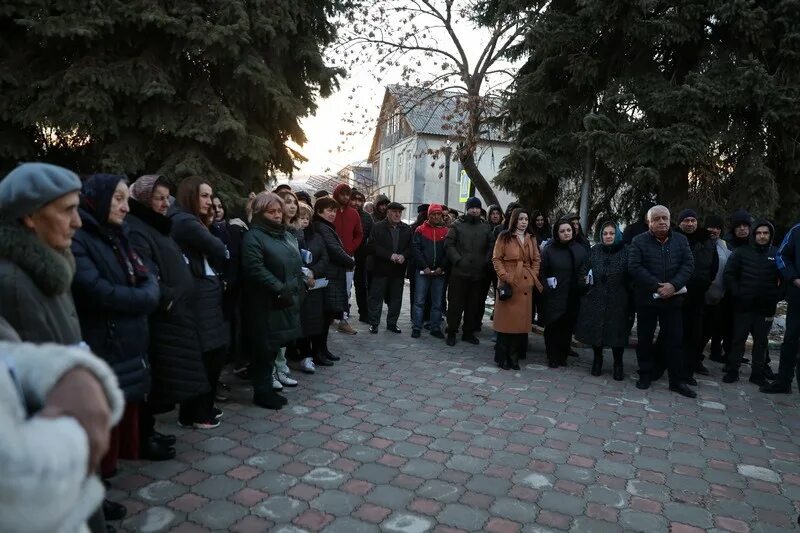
[498,282,513,301]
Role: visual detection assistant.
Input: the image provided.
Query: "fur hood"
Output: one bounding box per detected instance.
[0,222,75,296]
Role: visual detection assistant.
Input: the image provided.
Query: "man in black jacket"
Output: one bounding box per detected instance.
[761,220,800,393]
[368,202,412,334]
[628,205,697,398]
[724,209,752,250]
[675,209,719,379]
[722,221,783,385]
[444,197,494,346]
[350,189,373,323]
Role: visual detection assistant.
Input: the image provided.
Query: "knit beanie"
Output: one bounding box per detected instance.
[677,208,699,224]
[334,183,351,197]
[0,162,82,220]
[729,209,752,228]
[704,214,724,229]
[465,197,482,210]
[129,174,163,206]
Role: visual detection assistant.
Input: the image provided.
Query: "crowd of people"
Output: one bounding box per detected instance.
[1,161,800,532]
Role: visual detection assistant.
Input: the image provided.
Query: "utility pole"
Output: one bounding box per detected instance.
[442,141,451,206]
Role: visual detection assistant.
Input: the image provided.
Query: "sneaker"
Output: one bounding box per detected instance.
[300,357,316,374]
[178,419,220,430]
[213,407,223,420]
[275,362,291,375]
[338,320,358,335]
[272,374,284,390]
[276,370,298,387]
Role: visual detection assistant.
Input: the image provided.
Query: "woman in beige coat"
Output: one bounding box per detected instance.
[492,208,542,369]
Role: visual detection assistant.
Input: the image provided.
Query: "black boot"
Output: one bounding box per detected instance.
[612,349,624,381]
[103,499,127,521]
[253,388,285,410]
[140,436,176,461]
[152,431,176,447]
[591,348,603,376]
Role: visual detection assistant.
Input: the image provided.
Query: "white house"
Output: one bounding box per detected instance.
[367,85,517,213]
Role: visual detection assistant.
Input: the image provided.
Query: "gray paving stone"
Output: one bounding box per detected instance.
[188,500,247,529]
[365,485,414,507]
[570,517,623,533]
[429,438,468,454]
[626,480,671,504]
[437,503,489,530]
[294,431,329,448]
[254,496,307,521]
[137,480,189,504]
[246,452,292,470]
[466,474,512,497]
[121,506,180,532]
[743,489,795,512]
[323,516,381,533]
[381,513,435,533]
[537,492,586,516]
[191,475,244,499]
[586,485,628,508]
[311,490,363,516]
[709,499,754,522]
[445,454,489,473]
[376,427,413,441]
[335,429,372,444]
[194,454,241,474]
[248,472,298,492]
[195,436,237,453]
[302,467,349,489]
[594,458,635,479]
[353,463,399,484]
[343,444,384,462]
[619,510,669,532]
[389,441,427,458]
[136,460,190,480]
[663,502,713,528]
[400,459,446,479]
[417,480,465,502]
[555,464,596,484]
[491,497,537,522]
[665,473,710,494]
[246,434,283,451]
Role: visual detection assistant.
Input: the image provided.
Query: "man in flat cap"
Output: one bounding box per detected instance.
[367,202,412,334]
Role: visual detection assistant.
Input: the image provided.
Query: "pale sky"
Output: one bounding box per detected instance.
[294,2,520,176]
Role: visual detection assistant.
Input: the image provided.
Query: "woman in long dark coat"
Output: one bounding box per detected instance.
[241,192,305,410]
[170,176,229,429]
[540,219,588,368]
[71,174,161,475]
[575,221,630,380]
[313,197,355,361]
[127,175,210,441]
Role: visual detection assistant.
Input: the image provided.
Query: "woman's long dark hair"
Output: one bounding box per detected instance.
[176,176,210,218]
[499,208,530,243]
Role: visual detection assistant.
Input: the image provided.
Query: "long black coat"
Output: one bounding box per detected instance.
[628,229,694,308]
[170,206,229,352]
[575,244,630,348]
[313,216,355,314]
[368,219,413,278]
[127,200,209,403]
[299,225,329,337]
[539,240,588,325]
[71,210,160,401]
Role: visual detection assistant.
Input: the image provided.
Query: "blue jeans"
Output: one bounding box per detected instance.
[413,273,445,332]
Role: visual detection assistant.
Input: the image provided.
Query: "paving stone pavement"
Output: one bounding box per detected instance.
[111,296,800,532]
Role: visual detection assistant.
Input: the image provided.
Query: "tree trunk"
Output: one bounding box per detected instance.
[459,148,500,207]
[579,148,593,234]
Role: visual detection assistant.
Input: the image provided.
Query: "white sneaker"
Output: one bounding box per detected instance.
[272,371,283,390]
[276,370,298,387]
[276,362,291,375]
[300,357,316,374]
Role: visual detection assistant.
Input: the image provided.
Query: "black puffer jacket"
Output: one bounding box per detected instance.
[71,210,160,401]
[313,215,355,314]
[170,205,229,352]
[445,214,494,280]
[675,227,718,294]
[539,235,588,325]
[127,200,209,403]
[299,225,330,337]
[628,229,695,308]
[723,221,784,316]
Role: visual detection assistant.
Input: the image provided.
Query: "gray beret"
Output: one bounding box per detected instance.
[0,163,82,219]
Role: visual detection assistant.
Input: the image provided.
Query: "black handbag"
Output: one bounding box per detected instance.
[498,283,513,301]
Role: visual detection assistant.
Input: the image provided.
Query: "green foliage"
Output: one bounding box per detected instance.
[0,0,348,196]
[486,0,800,229]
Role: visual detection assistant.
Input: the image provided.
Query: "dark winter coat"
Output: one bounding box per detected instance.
[127,200,209,403]
[299,225,330,337]
[724,222,784,316]
[71,210,160,401]
[314,215,355,314]
[355,209,374,257]
[575,243,630,348]
[777,222,800,305]
[170,205,229,352]
[622,220,648,246]
[241,216,305,353]
[445,214,494,280]
[368,219,413,278]
[413,221,449,271]
[676,227,718,294]
[539,239,588,325]
[0,222,82,344]
[628,229,695,308]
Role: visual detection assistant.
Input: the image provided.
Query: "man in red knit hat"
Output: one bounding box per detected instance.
[332,183,363,334]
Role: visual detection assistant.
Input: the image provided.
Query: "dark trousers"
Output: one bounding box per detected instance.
[447,276,486,335]
[729,311,772,378]
[88,508,107,533]
[354,253,370,320]
[636,304,683,386]
[544,314,576,364]
[471,276,492,330]
[777,298,800,384]
[250,347,279,396]
[593,346,624,364]
[700,302,729,360]
[298,316,334,360]
[179,346,225,423]
[682,293,706,378]
[408,273,432,323]
[369,275,404,327]
[413,273,445,332]
[495,332,528,366]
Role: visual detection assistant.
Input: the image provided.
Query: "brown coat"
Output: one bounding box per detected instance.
[492,233,542,334]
